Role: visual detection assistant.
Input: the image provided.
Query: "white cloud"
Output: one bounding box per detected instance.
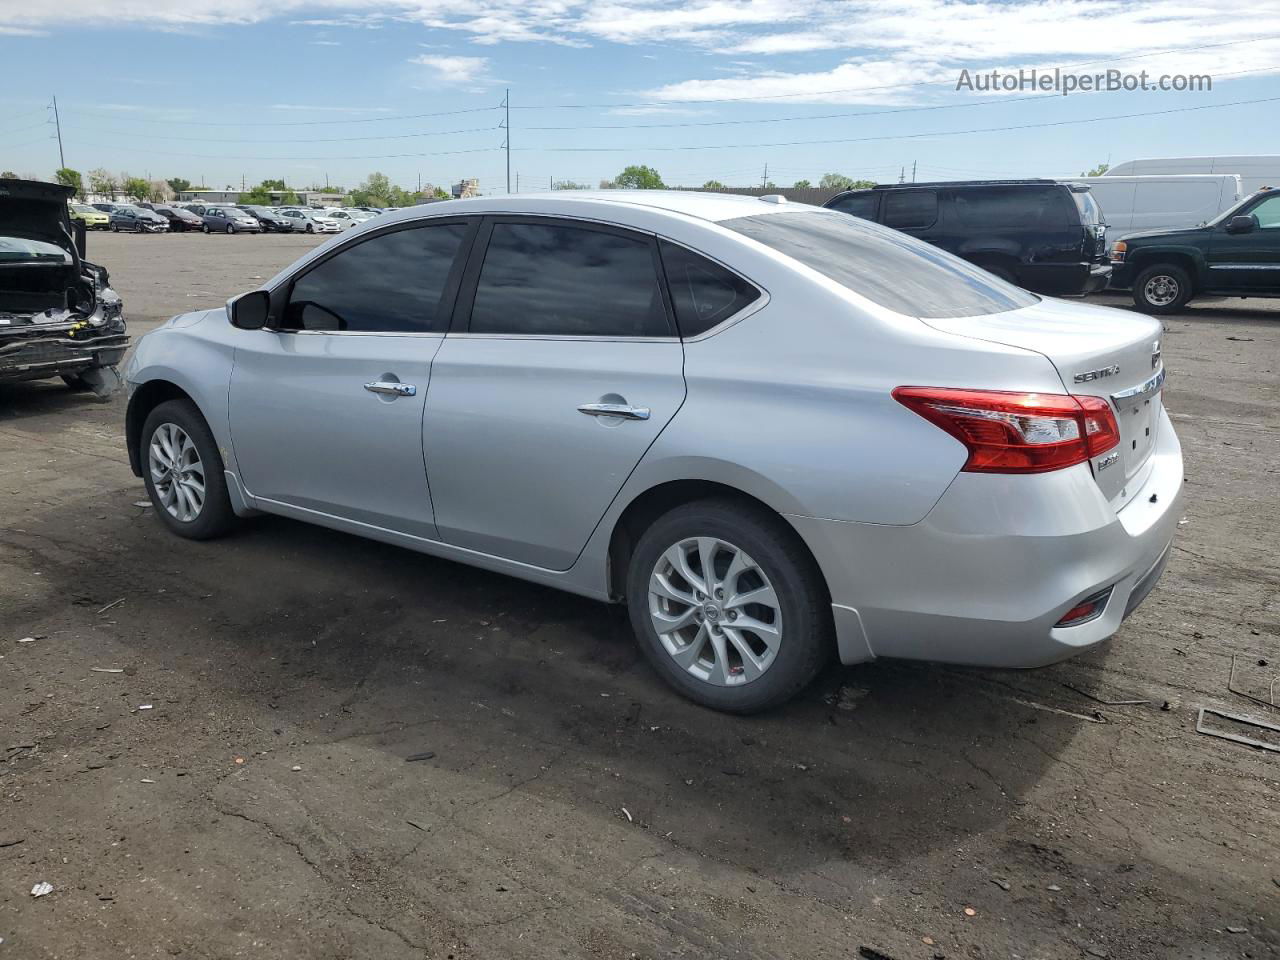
[3,0,1278,106]
[408,53,491,88]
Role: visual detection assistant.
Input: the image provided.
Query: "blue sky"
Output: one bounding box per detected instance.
[1,0,1278,194]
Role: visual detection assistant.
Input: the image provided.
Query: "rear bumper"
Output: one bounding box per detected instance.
[1018,261,1113,296]
[0,328,129,383]
[791,408,1183,667]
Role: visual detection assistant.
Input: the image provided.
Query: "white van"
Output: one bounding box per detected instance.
[1104,156,1279,196]
[1072,174,1243,239]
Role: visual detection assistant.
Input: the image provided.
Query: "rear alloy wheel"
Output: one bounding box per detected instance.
[627,499,831,713]
[140,399,236,540]
[1133,263,1192,315]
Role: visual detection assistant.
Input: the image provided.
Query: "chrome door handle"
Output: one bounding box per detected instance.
[364,380,416,397]
[577,402,650,421]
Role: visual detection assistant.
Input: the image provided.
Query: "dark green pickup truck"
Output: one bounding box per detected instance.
[1110,186,1280,314]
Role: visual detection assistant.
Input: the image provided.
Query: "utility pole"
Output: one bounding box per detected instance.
[504,88,511,195]
[51,95,65,170]
[241,173,246,191]
[516,172,520,193]
[761,162,768,188]
[898,166,905,184]
[911,160,917,183]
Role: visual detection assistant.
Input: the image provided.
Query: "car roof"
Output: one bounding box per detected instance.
[374,190,807,228]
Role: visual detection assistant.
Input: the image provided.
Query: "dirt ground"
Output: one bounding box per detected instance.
[1,231,1277,960]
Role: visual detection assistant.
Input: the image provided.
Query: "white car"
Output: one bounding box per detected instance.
[122,192,1182,713]
[323,208,376,229]
[276,208,341,234]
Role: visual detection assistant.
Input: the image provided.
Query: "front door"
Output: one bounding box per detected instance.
[1207,193,1280,292]
[423,217,686,570]
[228,219,472,537]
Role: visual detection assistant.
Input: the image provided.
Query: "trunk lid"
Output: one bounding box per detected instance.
[922,297,1165,507]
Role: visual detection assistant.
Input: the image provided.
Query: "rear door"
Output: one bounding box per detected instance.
[422,216,686,570]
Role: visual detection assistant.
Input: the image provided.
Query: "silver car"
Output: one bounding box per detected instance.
[123,192,1182,713]
[276,208,341,234]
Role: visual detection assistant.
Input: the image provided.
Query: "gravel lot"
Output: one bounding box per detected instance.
[1,231,1278,959]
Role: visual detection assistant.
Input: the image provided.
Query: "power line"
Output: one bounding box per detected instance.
[522,94,1280,152]
[61,123,502,144]
[61,104,502,127]
[65,139,502,162]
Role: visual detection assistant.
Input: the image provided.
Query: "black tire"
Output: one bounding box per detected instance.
[226,224,235,235]
[139,399,237,540]
[626,498,832,714]
[110,223,118,232]
[306,223,314,234]
[1132,263,1193,314]
[202,224,210,234]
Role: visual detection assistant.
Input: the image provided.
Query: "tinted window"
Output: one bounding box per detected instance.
[952,186,1072,230]
[659,240,760,337]
[469,222,668,337]
[882,190,938,229]
[827,192,878,220]
[283,222,467,333]
[724,210,1038,318]
[1071,190,1102,225]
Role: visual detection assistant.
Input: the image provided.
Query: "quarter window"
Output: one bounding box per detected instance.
[882,190,939,230]
[282,222,467,333]
[469,221,669,337]
[658,240,760,337]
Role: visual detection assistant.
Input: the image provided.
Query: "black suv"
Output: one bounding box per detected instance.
[1109,187,1280,314]
[824,179,1111,296]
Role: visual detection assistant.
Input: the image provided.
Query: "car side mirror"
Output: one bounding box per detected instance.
[229,290,271,330]
[1226,215,1257,235]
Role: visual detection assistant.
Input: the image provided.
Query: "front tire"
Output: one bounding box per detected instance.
[226,224,235,235]
[202,224,210,234]
[1133,263,1193,314]
[140,399,236,540]
[305,223,314,234]
[626,499,832,713]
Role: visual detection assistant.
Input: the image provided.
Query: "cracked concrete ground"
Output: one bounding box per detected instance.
[1,233,1278,959]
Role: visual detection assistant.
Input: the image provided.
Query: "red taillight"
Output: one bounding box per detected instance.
[893,387,1120,474]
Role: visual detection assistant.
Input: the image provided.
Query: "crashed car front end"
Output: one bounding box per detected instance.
[0,178,128,397]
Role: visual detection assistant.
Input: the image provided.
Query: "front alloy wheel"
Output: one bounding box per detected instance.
[649,537,782,686]
[148,422,206,522]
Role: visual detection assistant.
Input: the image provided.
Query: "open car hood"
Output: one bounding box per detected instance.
[0,178,79,259]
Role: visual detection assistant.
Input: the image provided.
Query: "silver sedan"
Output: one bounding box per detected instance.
[123,192,1182,713]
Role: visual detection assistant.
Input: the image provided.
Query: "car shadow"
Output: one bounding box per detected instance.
[12,504,1113,879]
[0,379,118,420]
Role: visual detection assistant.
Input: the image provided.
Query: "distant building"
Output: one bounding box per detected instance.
[452,178,479,199]
[175,188,347,207]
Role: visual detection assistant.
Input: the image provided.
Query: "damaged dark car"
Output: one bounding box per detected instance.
[0,178,127,398]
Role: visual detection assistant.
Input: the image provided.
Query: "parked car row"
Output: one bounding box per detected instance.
[71,201,391,236]
[823,180,1280,313]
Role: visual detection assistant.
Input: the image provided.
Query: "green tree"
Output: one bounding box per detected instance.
[349,172,394,207]
[55,167,84,198]
[0,170,17,179]
[432,186,450,199]
[701,179,725,189]
[1081,163,1110,177]
[793,179,812,189]
[554,180,590,190]
[615,165,664,189]
[260,178,287,191]
[598,179,617,189]
[88,168,117,198]
[241,184,272,205]
[166,177,192,195]
[121,176,150,202]
[818,173,856,190]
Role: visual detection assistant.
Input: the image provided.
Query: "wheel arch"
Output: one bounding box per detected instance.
[126,380,196,476]
[1126,249,1201,287]
[605,478,831,610]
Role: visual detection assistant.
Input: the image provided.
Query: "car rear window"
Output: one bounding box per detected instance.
[723,210,1038,318]
[1071,190,1102,225]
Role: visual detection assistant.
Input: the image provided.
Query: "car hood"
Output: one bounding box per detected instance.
[0,178,78,256]
[1122,225,1210,245]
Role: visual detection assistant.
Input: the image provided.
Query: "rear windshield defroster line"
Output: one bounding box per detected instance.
[723,210,1039,319]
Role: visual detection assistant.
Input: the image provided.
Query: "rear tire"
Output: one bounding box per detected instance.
[1132,263,1193,314]
[626,499,831,713]
[140,399,237,541]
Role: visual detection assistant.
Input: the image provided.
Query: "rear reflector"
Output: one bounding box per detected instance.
[1055,587,1113,627]
[893,387,1120,474]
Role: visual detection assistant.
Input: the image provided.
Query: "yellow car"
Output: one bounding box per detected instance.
[69,202,110,230]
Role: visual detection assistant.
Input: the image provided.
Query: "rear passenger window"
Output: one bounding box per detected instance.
[283,222,467,332]
[883,191,938,230]
[828,192,878,220]
[469,221,669,337]
[659,240,760,337]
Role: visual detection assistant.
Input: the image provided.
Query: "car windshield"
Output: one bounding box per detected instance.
[723,209,1039,318]
[0,237,72,264]
[71,204,95,214]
